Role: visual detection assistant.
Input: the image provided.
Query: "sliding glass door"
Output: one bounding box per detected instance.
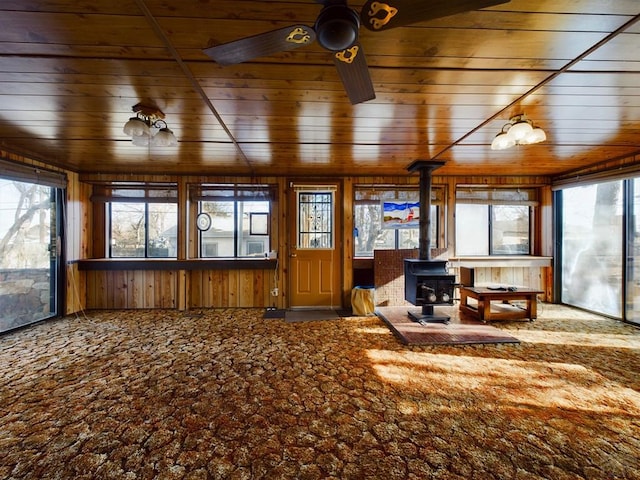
[0,178,60,333]
[561,181,623,318]
[626,179,640,324]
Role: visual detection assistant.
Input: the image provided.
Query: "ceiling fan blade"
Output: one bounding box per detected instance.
[203,25,315,65]
[360,0,510,32]
[315,0,348,5]
[332,43,376,105]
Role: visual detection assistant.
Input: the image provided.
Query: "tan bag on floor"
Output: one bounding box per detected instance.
[351,287,375,316]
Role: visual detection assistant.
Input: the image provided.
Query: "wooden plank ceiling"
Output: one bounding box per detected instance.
[0,0,639,177]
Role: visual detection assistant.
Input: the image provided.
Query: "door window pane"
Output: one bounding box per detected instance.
[298,192,333,249]
[562,182,622,317]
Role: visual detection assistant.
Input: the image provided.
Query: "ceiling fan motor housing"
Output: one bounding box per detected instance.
[315,5,360,51]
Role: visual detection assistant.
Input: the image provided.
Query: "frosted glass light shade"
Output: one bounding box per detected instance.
[490,115,546,150]
[131,133,150,146]
[507,120,533,141]
[151,127,178,147]
[522,126,546,144]
[123,117,150,137]
[491,132,515,150]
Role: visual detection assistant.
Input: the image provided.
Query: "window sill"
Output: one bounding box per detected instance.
[76,258,278,271]
[449,256,552,267]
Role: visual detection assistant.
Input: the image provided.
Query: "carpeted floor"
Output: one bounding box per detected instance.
[1,304,639,479]
[284,309,342,323]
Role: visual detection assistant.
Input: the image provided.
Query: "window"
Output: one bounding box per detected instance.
[354,186,443,257]
[455,187,536,256]
[94,183,178,258]
[193,184,272,258]
[110,202,177,258]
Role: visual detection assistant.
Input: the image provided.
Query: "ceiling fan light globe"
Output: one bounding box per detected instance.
[491,132,515,150]
[315,5,359,51]
[507,120,533,142]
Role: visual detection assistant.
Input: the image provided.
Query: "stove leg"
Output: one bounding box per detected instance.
[408,305,450,324]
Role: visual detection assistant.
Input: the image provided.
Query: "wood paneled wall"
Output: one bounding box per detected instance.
[84,268,275,310]
[188,269,273,309]
[85,270,177,309]
[65,170,90,314]
[449,265,550,302]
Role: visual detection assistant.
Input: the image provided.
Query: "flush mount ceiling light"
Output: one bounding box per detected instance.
[123,103,177,147]
[490,114,546,151]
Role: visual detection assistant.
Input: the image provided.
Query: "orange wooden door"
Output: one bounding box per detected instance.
[288,184,341,308]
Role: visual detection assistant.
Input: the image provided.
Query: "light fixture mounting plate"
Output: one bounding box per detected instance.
[132,102,165,121]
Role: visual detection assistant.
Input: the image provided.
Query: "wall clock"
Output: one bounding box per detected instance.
[196,212,211,231]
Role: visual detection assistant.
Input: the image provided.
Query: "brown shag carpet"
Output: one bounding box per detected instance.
[1,304,639,479]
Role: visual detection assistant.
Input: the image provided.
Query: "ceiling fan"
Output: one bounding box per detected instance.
[203,0,510,104]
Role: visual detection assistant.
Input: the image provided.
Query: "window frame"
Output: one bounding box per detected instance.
[94,183,178,259]
[455,186,537,257]
[192,184,273,259]
[108,201,178,258]
[353,185,445,258]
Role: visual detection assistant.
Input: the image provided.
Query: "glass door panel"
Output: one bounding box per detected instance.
[0,179,58,333]
[626,179,640,324]
[561,181,623,318]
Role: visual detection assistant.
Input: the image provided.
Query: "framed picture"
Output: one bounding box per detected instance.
[250,212,269,235]
[382,200,420,229]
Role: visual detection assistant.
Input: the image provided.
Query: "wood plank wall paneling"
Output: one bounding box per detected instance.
[85,270,273,309]
[85,270,178,309]
[65,170,91,313]
[341,176,354,307]
[185,269,273,309]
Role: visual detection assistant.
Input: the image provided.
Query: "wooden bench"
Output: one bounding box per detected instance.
[459,286,543,322]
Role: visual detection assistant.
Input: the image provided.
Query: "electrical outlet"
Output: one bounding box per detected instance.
[271,287,279,297]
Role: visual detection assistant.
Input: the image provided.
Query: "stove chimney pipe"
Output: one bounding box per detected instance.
[407,160,445,260]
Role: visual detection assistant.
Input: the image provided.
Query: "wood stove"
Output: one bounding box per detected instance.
[404,259,455,323]
[404,160,455,323]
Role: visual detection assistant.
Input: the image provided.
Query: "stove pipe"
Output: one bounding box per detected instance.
[407,160,445,260]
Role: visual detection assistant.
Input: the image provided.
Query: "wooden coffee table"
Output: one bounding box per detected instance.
[459,286,543,322]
